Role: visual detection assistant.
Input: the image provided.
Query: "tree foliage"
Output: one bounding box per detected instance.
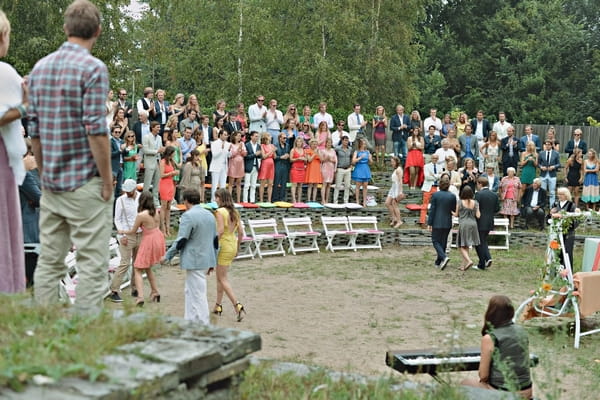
[0,0,598,124]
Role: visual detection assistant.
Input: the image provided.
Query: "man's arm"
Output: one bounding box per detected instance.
[88,135,113,201]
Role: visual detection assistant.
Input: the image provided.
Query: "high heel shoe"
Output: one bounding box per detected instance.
[213,303,223,316]
[235,302,246,322]
[135,298,145,307]
[151,293,161,303]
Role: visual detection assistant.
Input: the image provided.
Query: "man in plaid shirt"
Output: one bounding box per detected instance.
[29,0,113,314]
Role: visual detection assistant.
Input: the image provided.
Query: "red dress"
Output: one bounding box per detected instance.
[305,149,322,184]
[258,144,275,180]
[403,148,424,187]
[134,226,166,269]
[159,160,175,201]
[290,148,306,183]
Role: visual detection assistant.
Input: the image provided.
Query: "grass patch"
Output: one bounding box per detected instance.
[238,363,467,400]
[0,295,175,391]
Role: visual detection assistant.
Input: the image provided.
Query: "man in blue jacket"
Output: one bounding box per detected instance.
[427,176,457,270]
[164,189,217,324]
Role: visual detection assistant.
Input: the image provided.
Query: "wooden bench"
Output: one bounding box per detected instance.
[321,216,357,252]
[247,218,286,258]
[347,216,383,251]
[282,217,321,255]
[451,217,510,250]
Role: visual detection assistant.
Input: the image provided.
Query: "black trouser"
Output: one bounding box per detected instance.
[475,229,491,268]
[431,228,451,265]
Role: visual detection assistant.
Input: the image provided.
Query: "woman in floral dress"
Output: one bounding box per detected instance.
[500,167,521,229]
[319,137,337,204]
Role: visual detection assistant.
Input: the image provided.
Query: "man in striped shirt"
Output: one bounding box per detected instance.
[28,0,112,315]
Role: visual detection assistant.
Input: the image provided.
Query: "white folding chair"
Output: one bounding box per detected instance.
[235,222,255,260]
[282,216,321,255]
[248,218,286,258]
[321,216,357,252]
[348,216,384,251]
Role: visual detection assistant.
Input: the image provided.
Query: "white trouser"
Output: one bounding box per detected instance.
[243,167,259,203]
[333,167,352,204]
[185,270,209,325]
[211,169,228,201]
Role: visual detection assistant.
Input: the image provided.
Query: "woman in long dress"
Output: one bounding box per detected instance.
[121,130,139,181]
[227,131,246,203]
[499,167,521,229]
[403,127,424,189]
[319,137,337,204]
[454,186,480,271]
[0,11,26,293]
[480,130,500,175]
[372,105,387,166]
[519,141,537,199]
[179,149,204,200]
[580,149,600,211]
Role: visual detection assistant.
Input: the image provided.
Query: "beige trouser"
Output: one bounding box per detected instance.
[110,232,141,292]
[34,177,112,315]
[333,167,352,203]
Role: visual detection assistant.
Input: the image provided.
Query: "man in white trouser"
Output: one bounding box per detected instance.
[209,130,230,202]
[164,189,217,324]
[333,136,353,203]
[243,131,261,202]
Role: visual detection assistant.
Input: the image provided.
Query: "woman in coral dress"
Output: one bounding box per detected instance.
[305,139,322,202]
[258,133,276,202]
[159,146,179,236]
[499,167,521,229]
[315,120,331,150]
[227,131,247,203]
[319,137,337,204]
[289,137,307,203]
[119,191,164,307]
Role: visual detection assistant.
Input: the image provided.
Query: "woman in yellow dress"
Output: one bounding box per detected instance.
[213,189,246,321]
[194,131,209,202]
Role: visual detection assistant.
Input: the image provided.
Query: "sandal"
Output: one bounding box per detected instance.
[459,262,473,271]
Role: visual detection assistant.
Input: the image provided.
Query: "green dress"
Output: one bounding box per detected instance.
[123,144,139,180]
[520,155,536,185]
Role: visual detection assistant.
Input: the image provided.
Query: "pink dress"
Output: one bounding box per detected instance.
[228,143,246,178]
[317,131,329,149]
[258,144,275,180]
[159,160,175,201]
[134,226,166,269]
[320,148,337,183]
[500,176,521,216]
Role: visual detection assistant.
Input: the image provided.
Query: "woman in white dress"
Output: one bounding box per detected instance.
[385,156,405,228]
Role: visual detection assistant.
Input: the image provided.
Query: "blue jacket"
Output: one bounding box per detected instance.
[428,190,457,229]
[19,169,41,243]
[389,113,410,142]
[165,205,217,270]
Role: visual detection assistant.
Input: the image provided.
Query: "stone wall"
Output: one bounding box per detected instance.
[0,316,261,400]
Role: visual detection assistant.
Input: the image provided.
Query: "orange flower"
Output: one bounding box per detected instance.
[542,282,552,291]
[549,240,560,250]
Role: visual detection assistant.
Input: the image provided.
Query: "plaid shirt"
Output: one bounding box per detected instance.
[28,42,109,192]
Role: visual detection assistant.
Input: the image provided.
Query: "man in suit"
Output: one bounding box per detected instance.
[519,125,541,153]
[110,125,124,200]
[500,126,519,176]
[142,121,164,207]
[565,128,587,157]
[152,89,171,134]
[209,130,231,202]
[243,131,261,203]
[164,189,217,325]
[132,110,150,145]
[420,154,442,226]
[389,104,410,161]
[226,111,242,134]
[458,124,479,164]
[427,176,457,270]
[471,111,491,171]
[521,178,547,230]
[538,139,561,206]
[474,177,499,270]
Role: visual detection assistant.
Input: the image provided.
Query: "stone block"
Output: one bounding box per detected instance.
[117,338,223,381]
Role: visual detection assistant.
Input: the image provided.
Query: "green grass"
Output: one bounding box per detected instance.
[0,295,175,391]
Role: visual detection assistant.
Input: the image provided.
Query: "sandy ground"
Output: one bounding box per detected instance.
[112,246,591,397]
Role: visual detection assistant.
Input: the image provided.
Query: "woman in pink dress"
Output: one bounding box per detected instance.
[258,133,276,202]
[159,146,179,236]
[227,131,246,203]
[119,191,164,307]
[499,167,521,229]
[316,120,331,149]
[319,137,337,204]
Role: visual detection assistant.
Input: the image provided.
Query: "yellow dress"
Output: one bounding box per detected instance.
[196,143,208,177]
[216,208,238,266]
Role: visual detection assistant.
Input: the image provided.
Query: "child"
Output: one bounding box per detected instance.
[119,191,164,306]
[385,156,405,228]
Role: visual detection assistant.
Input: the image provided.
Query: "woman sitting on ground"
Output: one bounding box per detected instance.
[462,295,533,399]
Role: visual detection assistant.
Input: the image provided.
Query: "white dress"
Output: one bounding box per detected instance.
[387,167,402,198]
